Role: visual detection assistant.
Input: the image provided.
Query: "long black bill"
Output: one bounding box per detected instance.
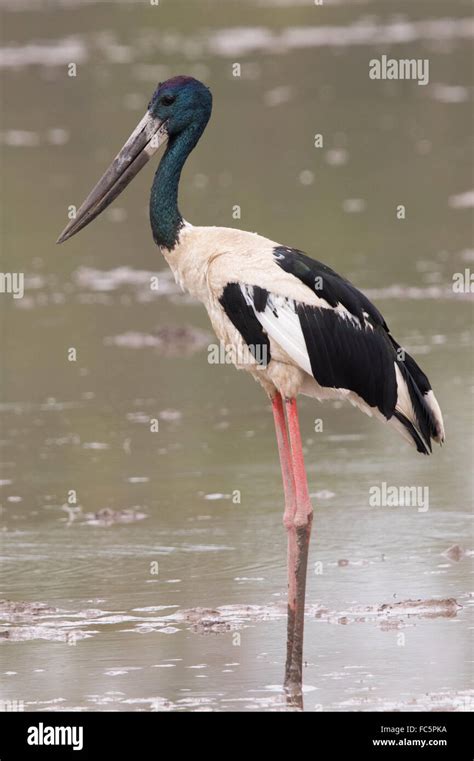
[57,111,168,244]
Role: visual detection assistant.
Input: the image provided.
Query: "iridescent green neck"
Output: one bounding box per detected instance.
[149,123,203,250]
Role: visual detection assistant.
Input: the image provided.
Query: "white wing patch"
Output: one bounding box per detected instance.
[425,390,445,442]
[394,363,418,424]
[241,286,313,375]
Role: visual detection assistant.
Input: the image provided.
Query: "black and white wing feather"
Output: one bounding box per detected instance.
[221,246,445,455]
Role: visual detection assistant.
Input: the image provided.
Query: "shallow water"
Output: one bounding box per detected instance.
[0,0,473,711]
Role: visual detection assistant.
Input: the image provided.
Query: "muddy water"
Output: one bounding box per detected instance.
[0,0,472,711]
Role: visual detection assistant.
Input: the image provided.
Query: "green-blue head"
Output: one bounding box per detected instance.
[57,76,212,245]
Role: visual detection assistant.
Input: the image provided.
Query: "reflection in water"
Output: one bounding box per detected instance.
[0,0,472,711]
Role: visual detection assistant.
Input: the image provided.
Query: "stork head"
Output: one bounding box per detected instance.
[56,76,212,244]
[148,76,212,138]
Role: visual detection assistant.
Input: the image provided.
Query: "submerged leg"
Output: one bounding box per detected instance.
[271,393,297,686]
[284,397,313,699]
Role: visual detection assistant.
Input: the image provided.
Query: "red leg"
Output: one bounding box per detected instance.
[271,393,296,527]
[271,394,298,686]
[284,397,313,698]
[286,398,313,527]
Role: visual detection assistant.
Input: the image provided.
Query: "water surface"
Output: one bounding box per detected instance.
[0,0,472,711]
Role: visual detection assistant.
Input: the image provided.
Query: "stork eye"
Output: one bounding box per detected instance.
[161,94,176,106]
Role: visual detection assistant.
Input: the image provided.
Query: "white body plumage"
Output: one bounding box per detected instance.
[161,222,445,455]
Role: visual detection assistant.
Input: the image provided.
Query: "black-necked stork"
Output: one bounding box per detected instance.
[57,76,445,704]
